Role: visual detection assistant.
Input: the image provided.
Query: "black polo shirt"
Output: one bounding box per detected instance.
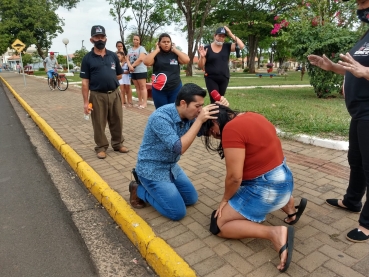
[80,48,123,91]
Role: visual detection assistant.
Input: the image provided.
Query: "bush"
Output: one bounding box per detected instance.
[243,67,249,73]
[146,66,153,83]
[38,67,45,71]
[182,64,187,70]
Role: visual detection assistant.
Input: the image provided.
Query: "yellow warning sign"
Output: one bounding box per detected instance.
[11,39,26,52]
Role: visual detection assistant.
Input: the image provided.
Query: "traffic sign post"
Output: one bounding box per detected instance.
[11,39,27,86]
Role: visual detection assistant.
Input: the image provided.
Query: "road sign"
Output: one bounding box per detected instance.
[11,39,26,52]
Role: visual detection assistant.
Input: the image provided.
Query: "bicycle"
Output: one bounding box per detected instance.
[47,69,69,91]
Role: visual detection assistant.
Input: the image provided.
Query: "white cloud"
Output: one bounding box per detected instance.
[50,1,189,56]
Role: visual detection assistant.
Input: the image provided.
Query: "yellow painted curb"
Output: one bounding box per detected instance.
[0,76,197,277]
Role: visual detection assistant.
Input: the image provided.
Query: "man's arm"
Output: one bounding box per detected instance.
[81,78,90,115]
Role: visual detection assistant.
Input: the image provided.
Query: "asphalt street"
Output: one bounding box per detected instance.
[0,80,156,277]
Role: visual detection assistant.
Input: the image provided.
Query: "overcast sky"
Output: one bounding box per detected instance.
[50,0,188,56]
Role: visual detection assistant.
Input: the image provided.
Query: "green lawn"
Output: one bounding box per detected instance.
[33,69,349,140]
[223,87,349,140]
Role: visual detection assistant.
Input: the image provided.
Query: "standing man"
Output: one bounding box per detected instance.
[44,52,58,89]
[198,26,245,103]
[80,25,129,159]
[129,83,229,220]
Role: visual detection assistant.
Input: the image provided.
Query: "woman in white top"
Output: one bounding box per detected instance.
[127,35,148,109]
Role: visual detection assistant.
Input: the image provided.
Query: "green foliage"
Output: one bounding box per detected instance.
[57,54,66,65]
[0,0,80,57]
[146,66,153,83]
[38,67,45,71]
[21,54,33,66]
[72,48,89,66]
[275,1,359,97]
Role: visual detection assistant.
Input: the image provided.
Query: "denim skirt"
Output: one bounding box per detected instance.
[228,158,293,223]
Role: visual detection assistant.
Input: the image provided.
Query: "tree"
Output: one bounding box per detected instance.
[0,0,80,58]
[72,48,89,67]
[129,0,181,46]
[57,54,66,67]
[21,54,33,66]
[208,0,297,73]
[275,0,358,97]
[175,0,219,76]
[108,0,131,48]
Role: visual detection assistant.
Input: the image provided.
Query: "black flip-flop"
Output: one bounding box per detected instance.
[284,198,308,225]
[209,210,220,235]
[279,226,294,273]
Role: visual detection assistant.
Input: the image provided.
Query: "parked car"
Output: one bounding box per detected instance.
[57,65,63,69]
[24,65,32,71]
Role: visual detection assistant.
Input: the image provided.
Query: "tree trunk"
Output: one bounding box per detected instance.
[247,35,258,73]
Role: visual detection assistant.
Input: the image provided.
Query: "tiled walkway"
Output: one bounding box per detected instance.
[1,72,368,277]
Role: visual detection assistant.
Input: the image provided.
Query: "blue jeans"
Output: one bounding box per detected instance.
[47,70,55,79]
[136,168,198,221]
[152,83,182,109]
[229,158,294,223]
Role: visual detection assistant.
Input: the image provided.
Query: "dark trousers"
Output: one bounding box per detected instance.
[343,119,369,229]
[89,89,124,153]
[204,75,229,103]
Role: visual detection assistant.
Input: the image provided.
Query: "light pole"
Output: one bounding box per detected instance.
[62,38,69,73]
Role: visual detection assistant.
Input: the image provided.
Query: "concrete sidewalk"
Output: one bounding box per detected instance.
[1,72,368,277]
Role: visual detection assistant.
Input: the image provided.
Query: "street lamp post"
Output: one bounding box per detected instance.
[82,40,84,49]
[62,38,69,73]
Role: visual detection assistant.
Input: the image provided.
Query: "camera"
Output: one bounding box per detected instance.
[235,43,241,58]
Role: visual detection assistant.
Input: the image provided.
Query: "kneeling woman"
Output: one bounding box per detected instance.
[200,105,307,272]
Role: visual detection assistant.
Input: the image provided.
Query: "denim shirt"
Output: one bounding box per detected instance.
[136,104,193,182]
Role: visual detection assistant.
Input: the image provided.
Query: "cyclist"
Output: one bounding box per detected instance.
[44,52,59,90]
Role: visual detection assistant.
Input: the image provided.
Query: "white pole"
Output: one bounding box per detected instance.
[65,45,69,73]
[20,53,27,86]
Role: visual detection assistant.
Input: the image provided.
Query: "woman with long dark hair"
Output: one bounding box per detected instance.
[144,33,189,109]
[199,104,307,273]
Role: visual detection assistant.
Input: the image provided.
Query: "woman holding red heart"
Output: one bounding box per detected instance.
[144,33,190,109]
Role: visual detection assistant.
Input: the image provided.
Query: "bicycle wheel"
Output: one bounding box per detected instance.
[47,77,55,90]
[57,75,69,91]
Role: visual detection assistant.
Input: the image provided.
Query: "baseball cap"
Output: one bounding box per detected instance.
[91,25,106,37]
[215,27,227,35]
[49,52,54,55]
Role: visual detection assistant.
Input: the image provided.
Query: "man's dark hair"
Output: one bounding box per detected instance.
[175,83,207,106]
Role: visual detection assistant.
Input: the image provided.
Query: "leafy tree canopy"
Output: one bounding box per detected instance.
[0,0,80,58]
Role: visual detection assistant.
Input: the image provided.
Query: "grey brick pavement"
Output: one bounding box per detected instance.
[1,72,368,277]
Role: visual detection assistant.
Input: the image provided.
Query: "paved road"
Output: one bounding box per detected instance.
[0,83,98,276]
[0,81,156,277]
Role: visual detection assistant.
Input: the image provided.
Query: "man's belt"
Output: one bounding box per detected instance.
[95,88,117,94]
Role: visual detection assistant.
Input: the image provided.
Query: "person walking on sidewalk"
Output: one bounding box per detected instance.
[308,0,369,243]
[198,105,308,272]
[198,26,245,103]
[129,83,229,220]
[80,25,129,159]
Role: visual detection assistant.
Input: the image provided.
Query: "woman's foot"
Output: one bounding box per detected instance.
[284,198,307,225]
[271,226,294,272]
[138,105,146,109]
